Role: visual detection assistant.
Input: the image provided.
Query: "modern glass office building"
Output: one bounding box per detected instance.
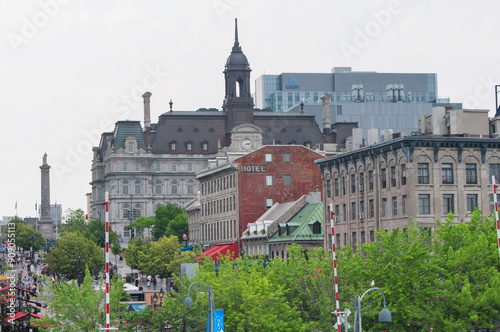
[255,67,439,111]
[254,67,461,139]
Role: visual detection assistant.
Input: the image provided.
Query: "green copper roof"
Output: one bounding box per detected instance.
[113,121,147,151]
[268,202,324,242]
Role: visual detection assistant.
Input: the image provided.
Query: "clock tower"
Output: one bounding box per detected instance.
[223,19,254,132]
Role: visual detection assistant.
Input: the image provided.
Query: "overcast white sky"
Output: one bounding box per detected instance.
[1,0,499,219]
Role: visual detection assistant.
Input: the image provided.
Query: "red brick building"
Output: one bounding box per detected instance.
[188,145,324,252]
[235,145,324,236]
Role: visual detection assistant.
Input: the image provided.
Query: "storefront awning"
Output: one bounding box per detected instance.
[203,242,239,261]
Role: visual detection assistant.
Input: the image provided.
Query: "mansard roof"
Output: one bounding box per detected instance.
[268,202,324,242]
[152,111,226,154]
[254,112,325,145]
[150,109,325,155]
[113,121,147,151]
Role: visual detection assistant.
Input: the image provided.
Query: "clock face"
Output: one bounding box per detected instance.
[241,139,252,150]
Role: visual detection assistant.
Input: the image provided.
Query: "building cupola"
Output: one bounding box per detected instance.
[224,18,254,131]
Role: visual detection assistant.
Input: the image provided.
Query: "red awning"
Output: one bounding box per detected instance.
[30,313,45,319]
[8,312,28,321]
[203,242,239,261]
[0,286,9,292]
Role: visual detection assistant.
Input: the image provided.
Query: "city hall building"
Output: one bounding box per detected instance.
[90,20,325,241]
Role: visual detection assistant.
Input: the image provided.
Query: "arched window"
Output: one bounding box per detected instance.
[122,203,131,219]
[133,203,142,219]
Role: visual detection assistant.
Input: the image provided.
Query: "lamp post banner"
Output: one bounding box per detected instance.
[207,309,224,332]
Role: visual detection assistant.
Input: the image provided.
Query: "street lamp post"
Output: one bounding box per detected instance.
[152,292,158,311]
[29,232,35,265]
[184,282,215,332]
[159,287,164,306]
[182,233,188,247]
[353,287,392,332]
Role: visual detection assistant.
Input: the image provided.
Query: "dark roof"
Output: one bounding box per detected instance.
[254,113,325,145]
[152,112,226,154]
[113,121,147,151]
[150,110,325,154]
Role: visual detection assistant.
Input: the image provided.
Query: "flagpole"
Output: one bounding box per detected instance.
[105,191,110,331]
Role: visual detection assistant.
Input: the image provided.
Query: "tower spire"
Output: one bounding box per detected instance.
[232,18,241,52]
[234,18,239,47]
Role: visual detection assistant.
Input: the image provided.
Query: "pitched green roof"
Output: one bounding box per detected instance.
[113,121,147,151]
[268,202,324,242]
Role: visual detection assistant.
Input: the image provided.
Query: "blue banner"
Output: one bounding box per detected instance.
[207,309,224,332]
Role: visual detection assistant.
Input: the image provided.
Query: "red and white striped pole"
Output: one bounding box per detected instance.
[105,192,110,330]
[330,203,341,332]
[492,177,500,262]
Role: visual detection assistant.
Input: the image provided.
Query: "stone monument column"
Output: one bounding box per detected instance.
[39,153,55,240]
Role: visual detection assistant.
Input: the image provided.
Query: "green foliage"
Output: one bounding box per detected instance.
[44,232,105,279]
[38,269,127,332]
[123,237,148,270]
[164,213,188,239]
[62,209,86,233]
[123,293,204,332]
[430,210,500,331]
[62,209,119,248]
[137,235,199,278]
[151,203,187,240]
[185,254,312,331]
[127,216,155,240]
[11,218,46,251]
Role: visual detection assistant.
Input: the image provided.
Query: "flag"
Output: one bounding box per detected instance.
[35,201,37,211]
[15,201,17,210]
[207,309,224,332]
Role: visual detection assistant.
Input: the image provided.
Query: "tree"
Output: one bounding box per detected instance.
[12,218,46,252]
[44,232,105,279]
[164,213,188,240]
[152,203,187,240]
[123,237,148,270]
[111,243,123,266]
[85,219,119,248]
[62,209,119,249]
[127,216,154,240]
[186,254,313,331]
[39,269,128,332]
[138,235,195,278]
[123,294,204,332]
[430,211,500,331]
[336,222,439,332]
[62,208,86,234]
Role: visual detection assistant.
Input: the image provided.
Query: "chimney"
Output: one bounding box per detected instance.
[321,94,332,130]
[142,92,152,130]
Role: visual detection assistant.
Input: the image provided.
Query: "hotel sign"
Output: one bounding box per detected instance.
[240,164,266,173]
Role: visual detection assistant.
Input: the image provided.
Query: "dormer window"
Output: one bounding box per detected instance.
[186,141,193,151]
[128,142,134,153]
[170,141,177,151]
[201,141,208,151]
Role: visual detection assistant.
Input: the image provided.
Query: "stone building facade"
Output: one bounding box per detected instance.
[189,145,324,249]
[91,20,326,241]
[317,135,500,252]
